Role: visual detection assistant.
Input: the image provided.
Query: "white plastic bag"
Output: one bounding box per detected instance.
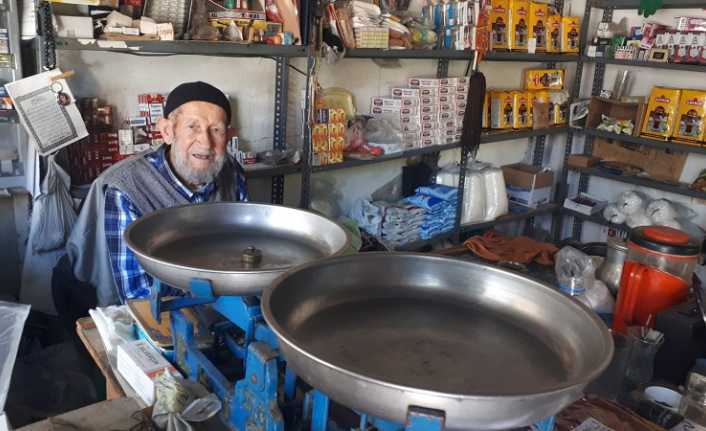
[0,301,31,415]
[32,156,76,253]
[482,167,509,221]
[436,164,487,224]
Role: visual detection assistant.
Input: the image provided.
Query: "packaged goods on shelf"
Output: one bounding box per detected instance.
[546,13,561,53]
[313,108,347,166]
[672,90,706,144]
[524,68,565,91]
[502,163,553,209]
[561,16,580,53]
[528,1,548,52]
[641,87,682,140]
[490,0,511,50]
[490,90,515,129]
[549,91,569,125]
[513,91,532,129]
[509,0,530,51]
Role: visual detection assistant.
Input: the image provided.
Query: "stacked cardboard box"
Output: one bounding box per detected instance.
[409,76,467,146]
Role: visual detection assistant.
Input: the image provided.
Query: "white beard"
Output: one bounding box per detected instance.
[172,147,225,186]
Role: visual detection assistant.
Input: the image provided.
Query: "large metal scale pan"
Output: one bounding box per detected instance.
[262,253,614,430]
[124,202,351,296]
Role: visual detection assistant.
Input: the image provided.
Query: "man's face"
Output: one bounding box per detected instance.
[160,101,232,187]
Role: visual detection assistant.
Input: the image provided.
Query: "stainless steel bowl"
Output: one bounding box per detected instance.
[124,202,351,295]
[262,253,614,430]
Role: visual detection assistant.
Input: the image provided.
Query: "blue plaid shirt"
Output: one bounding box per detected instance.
[105,146,248,302]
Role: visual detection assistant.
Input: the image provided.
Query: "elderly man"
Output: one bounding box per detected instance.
[63,81,247,309]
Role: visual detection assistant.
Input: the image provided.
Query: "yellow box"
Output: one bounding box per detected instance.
[490,0,511,50]
[524,68,565,90]
[490,91,515,129]
[483,91,491,129]
[513,91,533,129]
[529,2,548,52]
[531,90,550,105]
[510,0,530,51]
[672,90,706,143]
[546,14,562,53]
[561,16,580,53]
[641,87,682,139]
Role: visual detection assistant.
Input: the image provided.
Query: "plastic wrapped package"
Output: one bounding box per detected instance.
[555,246,597,296]
[482,167,509,222]
[32,156,77,253]
[436,164,487,224]
[646,198,679,224]
[0,301,31,416]
[603,204,627,225]
[616,190,646,216]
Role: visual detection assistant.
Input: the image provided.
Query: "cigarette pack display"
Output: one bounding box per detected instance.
[456,100,468,110]
[400,96,420,107]
[455,93,467,103]
[421,121,436,131]
[391,88,420,98]
[672,89,706,144]
[529,1,548,52]
[371,106,402,115]
[524,68,564,90]
[439,118,458,130]
[687,33,701,64]
[438,94,454,104]
[421,105,439,115]
[561,16,580,53]
[456,84,468,95]
[399,106,420,116]
[440,77,459,86]
[371,97,402,109]
[421,113,435,123]
[513,91,533,129]
[421,129,437,139]
[675,16,706,32]
[458,76,470,86]
[510,0,530,51]
[408,77,442,88]
[438,111,455,122]
[420,95,438,106]
[419,87,439,97]
[491,91,515,129]
[439,103,454,113]
[421,137,439,147]
[400,115,421,126]
[403,122,422,132]
[438,86,457,96]
[490,0,511,50]
[546,14,562,53]
[641,87,682,139]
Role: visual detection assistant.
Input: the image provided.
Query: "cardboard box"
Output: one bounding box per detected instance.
[54,15,94,38]
[510,0,530,51]
[672,89,706,143]
[529,1,548,52]
[546,14,562,53]
[567,154,601,168]
[491,91,515,129]
[561,16,580,53]
[592,138,687,183]
[371,97,402,109]
[507,186,552,208]
[117,340,178,406]
[490,0,511,50]
[641,87,682,140]
[502,163,553,189]
[587,97,643,133]
[513,91,533,129]
[563,193,608,216]
[524,68,565,91]
[409,77,442,88]
[483,91,490,129]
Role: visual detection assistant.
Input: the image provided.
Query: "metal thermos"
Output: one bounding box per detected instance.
[597,238,628,295]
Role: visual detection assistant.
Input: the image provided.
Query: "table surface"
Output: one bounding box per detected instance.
[16,397,145,431]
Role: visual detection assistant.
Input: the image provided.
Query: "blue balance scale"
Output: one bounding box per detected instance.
[145,277,557,431]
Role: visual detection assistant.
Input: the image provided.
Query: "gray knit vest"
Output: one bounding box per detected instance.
[66,146,238,305]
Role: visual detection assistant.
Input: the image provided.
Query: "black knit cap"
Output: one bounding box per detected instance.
[164,81,232,123]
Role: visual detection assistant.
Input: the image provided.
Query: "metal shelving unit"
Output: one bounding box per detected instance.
[577,128,706,155]
[570,166,706,200]
[344,48,579,63]
[560,207,629,234]
[54,37,308,57]
[41,2,313,205]
[557,0,706,241]
[311,127,569,173]
[582,56,706,73]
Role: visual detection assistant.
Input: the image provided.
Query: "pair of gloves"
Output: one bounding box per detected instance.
[639,0,664,18]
